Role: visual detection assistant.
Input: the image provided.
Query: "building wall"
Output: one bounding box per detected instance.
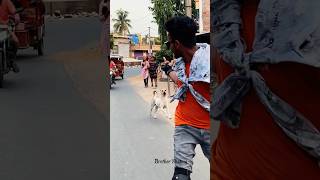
[118,43,130,58]
[111,35,130,57]
[202,0,210,32]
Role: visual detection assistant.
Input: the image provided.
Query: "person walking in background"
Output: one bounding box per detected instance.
[211,0,320,179]
[99,0,109,56]
[161,16,211,180]
[141,56,150,88]
[148,55,158,88]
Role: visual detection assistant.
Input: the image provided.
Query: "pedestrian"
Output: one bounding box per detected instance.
[141,56,150,88]
[148,55,158,88]
[99,0,109,56]
[109,57,116,85]
[211,0,320,179]
[161,16,210,180]
[0,0,20,72]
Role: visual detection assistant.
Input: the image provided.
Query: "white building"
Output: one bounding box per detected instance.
[111,34,130,58]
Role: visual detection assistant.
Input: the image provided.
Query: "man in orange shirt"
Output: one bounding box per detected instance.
[162,16,211,180]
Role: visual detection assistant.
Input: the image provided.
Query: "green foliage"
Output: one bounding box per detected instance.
[154,46,173,63]
[149,0,175,45]
[112,9,132,35]
[154,37,161,45]
[192,0,197,20]
[149,0,198,45]
[110,34,114,49]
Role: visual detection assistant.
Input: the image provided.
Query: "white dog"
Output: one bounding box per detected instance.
[150,89,171,119]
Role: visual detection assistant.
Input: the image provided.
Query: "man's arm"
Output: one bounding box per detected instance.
[167,71,178,84]
[161,58,178,84]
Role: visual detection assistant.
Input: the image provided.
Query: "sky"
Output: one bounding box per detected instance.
[110,0,159,36]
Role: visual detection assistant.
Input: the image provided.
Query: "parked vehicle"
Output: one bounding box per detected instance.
[110,54,124,79]
[15,0,45,56]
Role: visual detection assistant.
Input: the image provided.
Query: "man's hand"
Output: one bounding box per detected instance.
[161,57,173,76]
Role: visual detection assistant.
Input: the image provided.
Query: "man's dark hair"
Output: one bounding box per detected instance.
[165,16,197,48]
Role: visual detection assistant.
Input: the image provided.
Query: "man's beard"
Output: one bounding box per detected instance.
[173,51,182,59]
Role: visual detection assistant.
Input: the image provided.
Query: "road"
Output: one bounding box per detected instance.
[0,17,107,180]
[110,67,210,180]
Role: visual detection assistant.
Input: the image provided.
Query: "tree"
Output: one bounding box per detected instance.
[150,0,197,62]
[149,0,197,46]
[112,9,132,36]
[110,34,114,50]
[154,37,161,45]
[149,0,176,45]
[155,49,173,63]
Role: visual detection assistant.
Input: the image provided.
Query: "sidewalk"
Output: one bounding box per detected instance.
[127,74,178,126]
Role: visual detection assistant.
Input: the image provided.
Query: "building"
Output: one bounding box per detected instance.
[195,0,210,33]
[195,0,210,44]
[111,34,130,58]
[130,44,161,59]
[111,33,161,58]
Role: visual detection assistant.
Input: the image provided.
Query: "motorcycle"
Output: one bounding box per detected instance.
[0,17,19,88]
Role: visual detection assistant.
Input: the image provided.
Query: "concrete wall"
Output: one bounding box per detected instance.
[118,43,130,58]
[202,0,210,32]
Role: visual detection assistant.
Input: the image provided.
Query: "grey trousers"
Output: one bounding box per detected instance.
[174,125,211,172]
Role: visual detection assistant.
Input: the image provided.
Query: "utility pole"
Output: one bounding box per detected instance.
[185,0,192,17]
[148,27,152,55]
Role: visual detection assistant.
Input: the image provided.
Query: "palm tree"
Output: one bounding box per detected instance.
[112,9,132,36]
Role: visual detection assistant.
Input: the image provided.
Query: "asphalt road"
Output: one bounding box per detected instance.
[0,17,107,180]
[110,68,210,180]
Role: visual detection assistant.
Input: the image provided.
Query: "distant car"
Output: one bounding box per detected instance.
[110,54,124,79]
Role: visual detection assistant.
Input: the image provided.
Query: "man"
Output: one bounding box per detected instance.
[161,16,211,180]
[0,0,20,73]
[109,57,116,85]
[148,55,158,88]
